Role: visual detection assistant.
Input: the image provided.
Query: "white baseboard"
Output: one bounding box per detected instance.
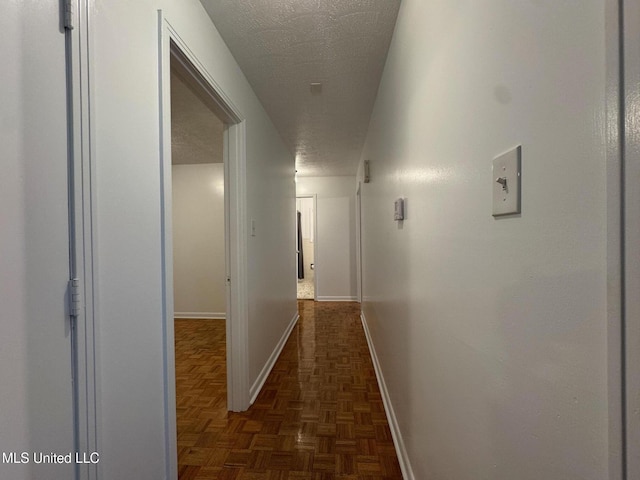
[174,312,225,320]
[316,296,359,302]
[249,311,299,404]
[360,311,415,480]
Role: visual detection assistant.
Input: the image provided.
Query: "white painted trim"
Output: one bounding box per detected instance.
[66,2,100,479]
[174,312,226,320]
[605,0,624,479]
[158,15,178,480]
[622,0,640,477]
[316,296,358,302]
[158,11,251,479]
[360,311,414,480]
[249,312,299,404]
[226,119,250,412]
[355,181,363,303]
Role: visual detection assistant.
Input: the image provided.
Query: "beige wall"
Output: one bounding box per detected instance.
[172,163,225,317]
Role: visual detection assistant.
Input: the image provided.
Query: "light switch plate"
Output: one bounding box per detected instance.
[492,145,521,216]
[394,198,404,221]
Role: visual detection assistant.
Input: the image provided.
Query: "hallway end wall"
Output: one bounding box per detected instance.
[358,1,609,479]
[297,176,357,301]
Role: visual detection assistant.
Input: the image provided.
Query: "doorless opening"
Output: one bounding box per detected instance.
[159,14,251,478]
[296,195,318,301]
[169,61,228,476]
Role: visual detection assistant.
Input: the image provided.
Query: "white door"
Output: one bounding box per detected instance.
[0,2,75,479]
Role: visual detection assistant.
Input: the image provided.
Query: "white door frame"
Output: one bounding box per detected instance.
[158,11,251,478]
[296,194,318,301]
[65,1,99,479]
[355,182,363,303]
[622,0,640,477]
[605,0,639,478]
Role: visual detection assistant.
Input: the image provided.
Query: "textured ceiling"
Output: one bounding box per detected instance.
[200,0,401,176]
[171,69,225,165]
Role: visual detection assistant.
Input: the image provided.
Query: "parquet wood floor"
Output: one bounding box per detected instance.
[175,301,403,480]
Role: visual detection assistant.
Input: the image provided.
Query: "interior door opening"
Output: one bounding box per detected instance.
[296,195,317,300]
[169,61,229,478]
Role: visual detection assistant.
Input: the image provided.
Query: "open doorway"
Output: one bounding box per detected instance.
[159,24,252,476]
[169,62,229,477]
[296,195,317,300]
[169,61,229,474]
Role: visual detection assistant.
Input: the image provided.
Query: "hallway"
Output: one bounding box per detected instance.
[175,301,402,479]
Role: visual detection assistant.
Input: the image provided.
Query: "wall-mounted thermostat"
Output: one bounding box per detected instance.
[394,198,405,221]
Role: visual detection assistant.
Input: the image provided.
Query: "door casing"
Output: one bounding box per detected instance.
[158,12,251,479]
[621,0,640,477]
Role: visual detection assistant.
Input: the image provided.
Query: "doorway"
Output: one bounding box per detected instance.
[159,19,252,478]
[169,62,229,477]
[296,195,317,300]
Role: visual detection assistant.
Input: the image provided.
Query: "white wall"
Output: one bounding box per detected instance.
[172,163,225,317]
[0,2,75,479]
[297,176,357,301]
[358,1,609,479]
[93,0,296,477]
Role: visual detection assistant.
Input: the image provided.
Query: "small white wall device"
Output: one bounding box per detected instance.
[492,145,522,216]
[394,198,405,221]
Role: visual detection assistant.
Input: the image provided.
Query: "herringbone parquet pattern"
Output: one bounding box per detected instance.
[175,301,403,479]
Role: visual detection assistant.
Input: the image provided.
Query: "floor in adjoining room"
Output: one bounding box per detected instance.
[174,301,402,479]
[297,269,315,300]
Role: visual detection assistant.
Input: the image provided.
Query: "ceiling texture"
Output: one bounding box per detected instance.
[171,69,225,165]
[200,0,401,177]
